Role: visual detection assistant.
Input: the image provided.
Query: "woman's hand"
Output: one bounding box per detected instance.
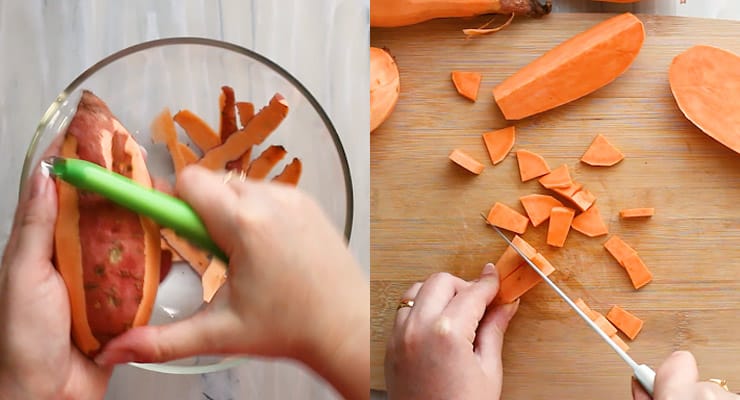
[0,169,112,400]
[385,264,519,400]
[96,166,369,400]
[632,351,739,400]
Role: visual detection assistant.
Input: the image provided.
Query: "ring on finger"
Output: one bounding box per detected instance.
[397,299,414,310]
[707,378,729,392]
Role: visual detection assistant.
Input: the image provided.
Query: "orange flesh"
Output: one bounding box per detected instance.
[151,108,187,174]
[272,158,303,186]
[606,305,644,340]
[571,204,608,237]
[519,194,563,227]
[246,145,288,179]
[539,164,572,189]
[494,235,538,280]
[449,148,485,175]
[493,13,645,120]
[619,208,655,219]
[160,228,210,275]
[603,235,637,266]
[173,109,220,152]
[494,251,555,305]
[236,101,255,128]
[515,149,550,181]
[487,202,529,234]
[669,45,740,154]
[451,71,482,101]
[202,259,228,303]
[177,142,199,165]
[482,126,515,165]
[550,181,582,199]
[621,253,653,290]
[198,94,289,170]
[571,189,596,212]
[546,206,575,247]
[581,134,624,166]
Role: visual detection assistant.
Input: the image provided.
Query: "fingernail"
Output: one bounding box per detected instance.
[481,263,496,275]
[29,171,49,199]
[94,349,136,366]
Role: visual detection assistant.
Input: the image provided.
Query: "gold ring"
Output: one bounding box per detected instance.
[707,378,729,391]
[397,299,414,310]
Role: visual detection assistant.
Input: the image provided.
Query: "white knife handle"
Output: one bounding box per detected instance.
[634,364,657,396]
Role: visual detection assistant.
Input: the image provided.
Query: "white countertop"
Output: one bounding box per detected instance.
[0,0,368,399]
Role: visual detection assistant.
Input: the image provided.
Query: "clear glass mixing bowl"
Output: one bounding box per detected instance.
[21,37,353,374]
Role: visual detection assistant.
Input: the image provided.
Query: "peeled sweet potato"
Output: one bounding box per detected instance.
[54,90,161,356]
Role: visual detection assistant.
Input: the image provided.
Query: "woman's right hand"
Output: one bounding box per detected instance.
[632,351,739,400]
[95,166,369,400]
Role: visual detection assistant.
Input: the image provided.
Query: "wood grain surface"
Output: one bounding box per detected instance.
[370,14,740,396]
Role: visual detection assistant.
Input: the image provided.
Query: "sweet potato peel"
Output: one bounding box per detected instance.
[370,0,551,28]
[154,86,301,301]
[370,47,400,132]
[198,94,289,171]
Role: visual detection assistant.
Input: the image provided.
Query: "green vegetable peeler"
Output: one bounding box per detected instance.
[42,156,228,263]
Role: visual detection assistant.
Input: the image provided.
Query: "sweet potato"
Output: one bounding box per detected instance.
[493,13,645,120]
[571,204,608,237]
[449,148,485,174]
[519,194,562,227]
[515,149,550,182]
[482,126,515,165]
[370,0,551,27]
[620,207,654,219]
[494,235,538,280]
[581,134,624,166]
[547,206,575,247]
[539,164,572,189]
[451,71,481,101]
[669,46,740,154]
[54,90,160,356]
[370,47,400,133]
[487,202,529,234]
[606,305,643,340]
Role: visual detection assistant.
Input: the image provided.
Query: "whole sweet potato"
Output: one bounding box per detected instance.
[54,90,161,356]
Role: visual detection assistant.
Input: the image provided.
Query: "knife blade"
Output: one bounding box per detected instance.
[483,217,656,395]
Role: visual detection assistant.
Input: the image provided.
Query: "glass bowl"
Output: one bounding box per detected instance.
[21,38,353,374]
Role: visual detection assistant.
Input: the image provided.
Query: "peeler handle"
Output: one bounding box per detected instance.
[48,156,228,263]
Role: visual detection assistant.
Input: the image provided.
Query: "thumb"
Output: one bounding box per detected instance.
[631,377,652,400]
[175,166,243,257]
[443,263,500,338]
[4,170,56,270]
[474,298,519,375]
[656,351,698,392]
[94,307,241,366]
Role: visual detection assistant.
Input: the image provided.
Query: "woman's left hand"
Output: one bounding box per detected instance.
[0,168,111,400]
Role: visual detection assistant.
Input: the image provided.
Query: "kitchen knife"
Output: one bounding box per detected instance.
[484,219,656,395]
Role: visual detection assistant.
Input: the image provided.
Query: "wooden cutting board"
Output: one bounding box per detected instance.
[370,13,740,396]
